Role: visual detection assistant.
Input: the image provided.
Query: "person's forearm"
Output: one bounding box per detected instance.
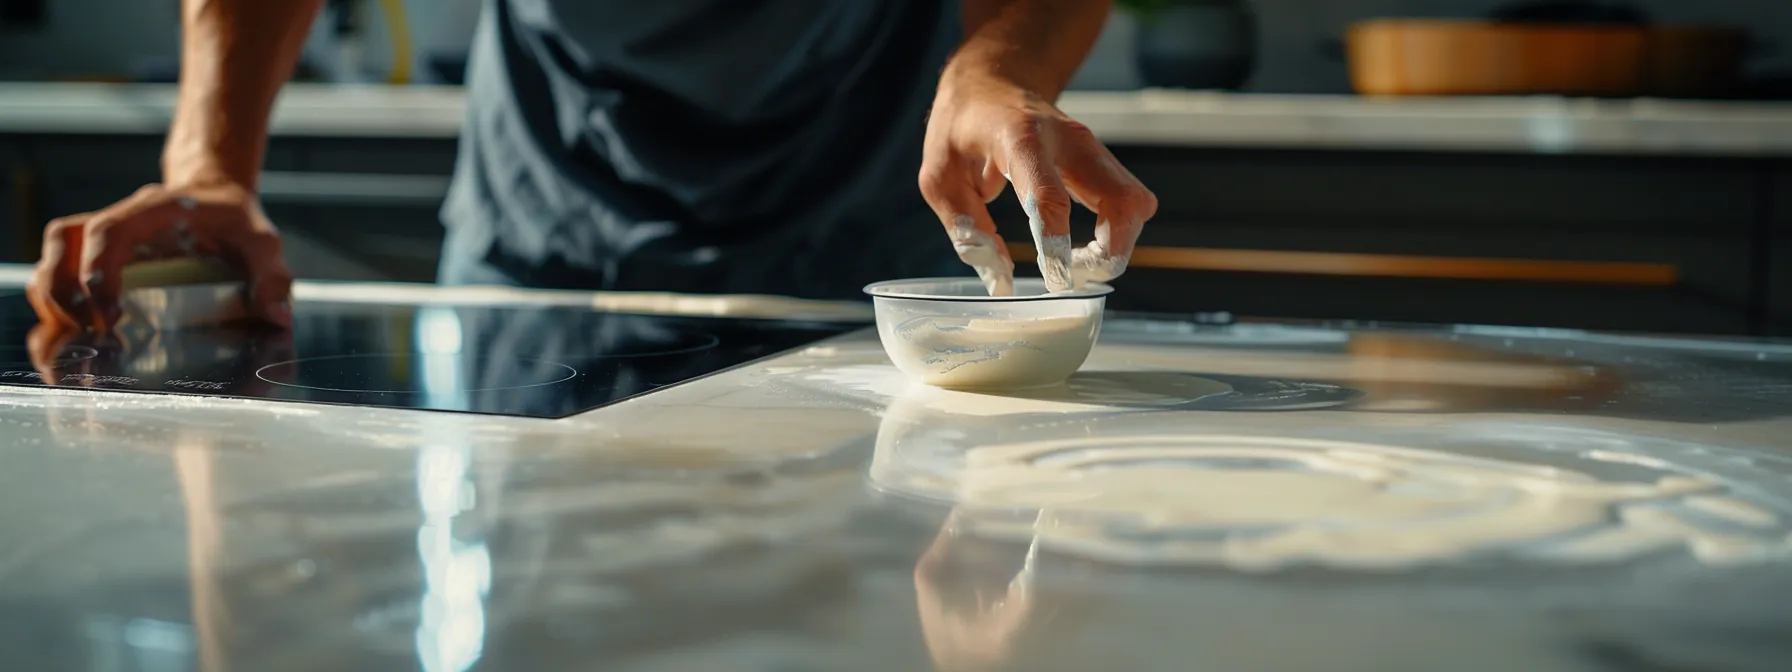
[163,0,324,191]
[949,0,1111,101]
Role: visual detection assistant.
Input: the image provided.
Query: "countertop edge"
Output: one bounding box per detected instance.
[0,264,875,322]
[4,83,1792,156]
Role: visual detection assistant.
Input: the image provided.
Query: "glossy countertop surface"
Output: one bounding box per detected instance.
[3,276,1792,670]
[5,83,1792,157]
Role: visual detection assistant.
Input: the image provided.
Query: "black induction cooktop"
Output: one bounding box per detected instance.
[0,291,860,418]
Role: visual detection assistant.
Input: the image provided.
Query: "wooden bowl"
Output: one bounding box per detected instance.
[1347,19,1648,96]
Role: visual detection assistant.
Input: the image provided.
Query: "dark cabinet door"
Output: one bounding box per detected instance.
[1771,170,1792,336]
[0,137,21,263]
[987,147,1765,335]
[257,137,457,283]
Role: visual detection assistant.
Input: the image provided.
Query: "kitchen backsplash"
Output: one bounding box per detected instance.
[1,0,1788,93]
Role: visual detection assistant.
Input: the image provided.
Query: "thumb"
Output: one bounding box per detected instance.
[247,263,295,329]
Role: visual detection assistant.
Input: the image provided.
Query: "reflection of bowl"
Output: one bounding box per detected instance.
[864,278,1111,389]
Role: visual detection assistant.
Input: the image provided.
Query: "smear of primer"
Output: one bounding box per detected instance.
[950,215,1014,297]
[1071,238,1127,285]
[1073,216,1141,285]
[1023,195,1074,293]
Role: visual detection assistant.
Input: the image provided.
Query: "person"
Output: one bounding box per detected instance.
[27,0,1158,332]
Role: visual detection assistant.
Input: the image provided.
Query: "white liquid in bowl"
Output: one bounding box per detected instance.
[882,313,1102,389]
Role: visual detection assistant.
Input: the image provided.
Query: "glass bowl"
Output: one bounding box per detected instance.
[863,278,1113,389]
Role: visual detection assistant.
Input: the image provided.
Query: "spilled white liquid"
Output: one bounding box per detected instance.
[884,434,1792,571]
[805,364,1231,416]
[794,352,1792,570]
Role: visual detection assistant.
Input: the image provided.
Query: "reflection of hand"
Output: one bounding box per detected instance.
[173,441,231,672]
[124,323,298,397]
[913,514,1041,672]
[31,316,295,398]
[27,321,94,384]
[27,182,293,331]
[33,325,290,453]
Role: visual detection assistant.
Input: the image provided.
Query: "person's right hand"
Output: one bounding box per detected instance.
[27,182,294,332]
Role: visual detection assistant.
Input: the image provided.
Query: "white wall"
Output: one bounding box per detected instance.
[2,0,1788,93]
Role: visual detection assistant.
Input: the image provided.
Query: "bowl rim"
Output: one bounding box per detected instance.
[863,277,1114,302]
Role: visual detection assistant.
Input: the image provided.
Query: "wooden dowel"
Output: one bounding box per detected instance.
[1006,244,1679,287]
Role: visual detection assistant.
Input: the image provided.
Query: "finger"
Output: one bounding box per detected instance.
[242,248,295,329]
[919,164,1015,297]
[26,321,85,384]
[218,203,294,329]
[999,126,1075,292]
[134,213,293,329]
[80,194,292,329]
[25,282,67,332]
[1058,130,1158,284]
[77,190,196,329]
[29,215,91,330]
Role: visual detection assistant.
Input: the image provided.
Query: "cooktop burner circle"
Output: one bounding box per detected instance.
[254,353,581,394]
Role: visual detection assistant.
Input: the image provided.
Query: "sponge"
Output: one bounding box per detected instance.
[119,258,238,291]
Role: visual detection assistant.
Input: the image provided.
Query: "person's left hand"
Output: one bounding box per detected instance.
[919,72,1158,296]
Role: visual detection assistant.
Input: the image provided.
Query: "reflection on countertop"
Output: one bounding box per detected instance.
[3,82,1792,156]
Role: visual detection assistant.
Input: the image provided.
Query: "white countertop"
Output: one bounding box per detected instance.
[3,273,1792,667]
[3,82,1792,157]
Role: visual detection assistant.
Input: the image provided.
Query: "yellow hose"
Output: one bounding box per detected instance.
[377,0,413,84]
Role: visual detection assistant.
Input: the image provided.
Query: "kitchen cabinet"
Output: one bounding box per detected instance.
[260,137,455,282]
[0,135,163,266]
[1771,169,1792,336]
[1,134,306,261]
[4,132,1789,335]
[991,146,1771,335]
[1,134,448,282]
[27,135,164,185]
[0,137,20,263]
[1111,149,1757,233]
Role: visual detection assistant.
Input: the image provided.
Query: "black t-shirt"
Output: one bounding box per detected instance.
[438,0,965,299]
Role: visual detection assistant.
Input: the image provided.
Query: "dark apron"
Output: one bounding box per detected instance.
[436,0,968,301]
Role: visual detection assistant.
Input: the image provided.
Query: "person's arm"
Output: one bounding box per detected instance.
[919,0,1157,296]
[165,0,326,190]
[28,0,321,332]
[949,0,1109,102]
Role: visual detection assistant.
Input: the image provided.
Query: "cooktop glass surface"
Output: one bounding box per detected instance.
[0,291,859,418]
